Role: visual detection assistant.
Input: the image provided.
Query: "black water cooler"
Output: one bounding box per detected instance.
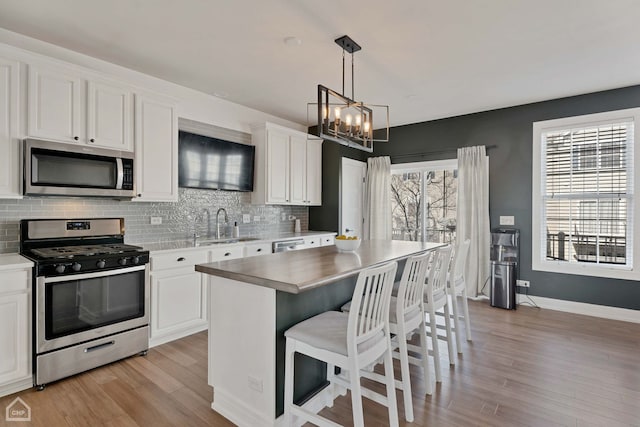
[490,228,519,309]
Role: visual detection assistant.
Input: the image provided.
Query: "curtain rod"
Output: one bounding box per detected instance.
[390,144,497,161]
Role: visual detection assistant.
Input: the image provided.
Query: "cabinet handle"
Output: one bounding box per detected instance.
[90,138,95,143]
[74,136,79,141]
[224,252,231,256]
[177,257,186,262]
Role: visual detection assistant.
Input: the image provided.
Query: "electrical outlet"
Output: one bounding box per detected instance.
[248,376,263,393]
[253,215,260,222]
[243,214,251,224]
[516,280,530,288]
[150,216,162,225]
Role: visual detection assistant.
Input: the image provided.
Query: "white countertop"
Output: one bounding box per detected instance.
[138,230,336,253]
[0,254,34,271]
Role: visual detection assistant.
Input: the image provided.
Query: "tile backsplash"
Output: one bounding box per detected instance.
[0,188,309,254]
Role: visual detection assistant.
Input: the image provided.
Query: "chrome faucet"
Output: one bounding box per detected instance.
[215,208,228,239]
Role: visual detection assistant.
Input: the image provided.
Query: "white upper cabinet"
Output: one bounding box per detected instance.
[134,93,178,202]
[87,81,132,151]
[252,122,322,206]
[0,56,20,198]
[266,128,291,204]
[28,64,133,151]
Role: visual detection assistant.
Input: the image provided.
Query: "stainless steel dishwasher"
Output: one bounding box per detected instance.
[273,238,306,253]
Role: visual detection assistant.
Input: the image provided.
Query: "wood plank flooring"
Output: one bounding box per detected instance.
[1,300,639,426]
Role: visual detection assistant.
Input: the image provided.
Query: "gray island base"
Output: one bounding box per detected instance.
[196,240,442,426]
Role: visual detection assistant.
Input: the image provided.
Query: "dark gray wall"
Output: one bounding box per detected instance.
[311,85,640,310]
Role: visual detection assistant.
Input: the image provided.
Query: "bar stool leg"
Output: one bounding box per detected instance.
[383,345,400,427]
[284,339,295,426]
[462,287,473,341]
[326,363,336,408]
[397,329,414,422]
[348,359,365,427]
[449,291,463,354]
[428,310,442,382]
[443,302,456,365]
[418,318,433,395]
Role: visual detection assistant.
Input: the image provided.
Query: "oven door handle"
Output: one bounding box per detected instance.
[42,265,146,283]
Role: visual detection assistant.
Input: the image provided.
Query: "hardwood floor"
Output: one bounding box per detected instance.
[1,300,638,426]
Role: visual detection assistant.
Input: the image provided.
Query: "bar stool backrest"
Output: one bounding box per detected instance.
[347,261,398,356]
[396,251,432,320]
[426,245,453,297]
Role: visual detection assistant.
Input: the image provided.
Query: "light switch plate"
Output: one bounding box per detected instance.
[500,216,515,226]
[243,214,251,224]
[150,216,162,225]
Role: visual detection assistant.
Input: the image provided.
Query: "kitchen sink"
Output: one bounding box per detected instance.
[195,237,260,246]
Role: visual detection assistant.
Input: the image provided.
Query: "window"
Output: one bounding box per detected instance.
[532,108,640,280]
[390,159,458,244]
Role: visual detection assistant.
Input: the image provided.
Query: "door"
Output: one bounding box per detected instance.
[28,65,82,143]
[87,81,132,151]
[306,139,323,205]
[340,157,366,237]
[266,129,290,204]
[0,292,29,384]
[289,135,307,204]
[0,57,20,197]
[134,94,178,201]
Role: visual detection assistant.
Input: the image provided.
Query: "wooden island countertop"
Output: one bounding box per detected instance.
[195,239,442,294]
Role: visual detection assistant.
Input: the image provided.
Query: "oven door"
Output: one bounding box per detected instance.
[36,265,149,353]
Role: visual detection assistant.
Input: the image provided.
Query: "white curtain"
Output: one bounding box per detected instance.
[456,146,490,297]
[363,156,392,240]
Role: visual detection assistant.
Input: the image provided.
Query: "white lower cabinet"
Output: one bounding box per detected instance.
[0,263,32,398]
[149,245,243,347]
[149,250,209,347]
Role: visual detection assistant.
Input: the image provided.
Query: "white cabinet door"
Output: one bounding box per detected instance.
[134,94,178,202]
[289,135,307,205]
[0,57,20,198]
[0,292,29,386]
[87,81,132,151]
[266,129,290,204]
[306,139,323,205]
[151,267,207,343]
[28,65,82,143]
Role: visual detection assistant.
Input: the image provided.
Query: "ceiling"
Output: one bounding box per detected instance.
[1,0,639,128]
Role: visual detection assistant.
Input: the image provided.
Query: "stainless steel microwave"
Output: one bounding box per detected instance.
[24,139,135,199]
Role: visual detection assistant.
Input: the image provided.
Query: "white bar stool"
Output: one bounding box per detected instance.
[341,251,433,422]
[423,245,455,382]
[283,261,399,427]
[448,239,472,353]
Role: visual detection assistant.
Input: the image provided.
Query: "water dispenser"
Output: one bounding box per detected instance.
[490,228,519,309]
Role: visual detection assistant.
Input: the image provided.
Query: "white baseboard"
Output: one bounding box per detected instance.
[149,323,208,348]
[515,293,640,324]
[0,378,33,398]
[212,387,275,427]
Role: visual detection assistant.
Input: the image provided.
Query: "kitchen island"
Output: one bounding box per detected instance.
[196,240,442,427]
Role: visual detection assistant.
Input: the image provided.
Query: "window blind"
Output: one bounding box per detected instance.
[542,121,634,266]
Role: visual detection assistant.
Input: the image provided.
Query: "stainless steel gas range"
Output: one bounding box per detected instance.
[19,218,150,390]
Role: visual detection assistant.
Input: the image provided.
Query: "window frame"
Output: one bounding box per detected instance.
[532,107,640,280]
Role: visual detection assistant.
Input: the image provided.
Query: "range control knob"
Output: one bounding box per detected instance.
[118,258,128,266]
[72,262,82,272]
[131,256,140,265]
[54,264,66,274]
[96,260,106,269]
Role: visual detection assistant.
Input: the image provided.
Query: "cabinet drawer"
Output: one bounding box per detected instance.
[244,243,272,258]
[320,235,335,246]
[0,270,29,293]
[303,237,321,248]
[150,250,208,272]
[209,246,244,262]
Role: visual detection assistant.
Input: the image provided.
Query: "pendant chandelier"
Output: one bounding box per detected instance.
[314,35,389,152]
